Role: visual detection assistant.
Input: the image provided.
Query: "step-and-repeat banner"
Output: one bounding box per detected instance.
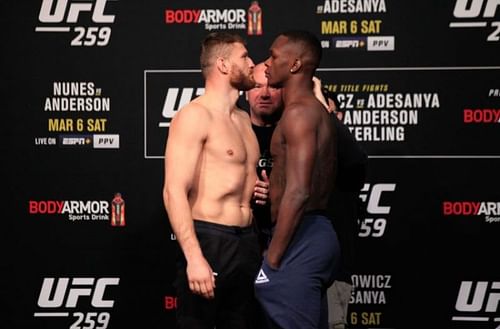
[3,1,500,328]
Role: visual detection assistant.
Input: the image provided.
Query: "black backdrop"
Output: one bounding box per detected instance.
[2,1,500,328]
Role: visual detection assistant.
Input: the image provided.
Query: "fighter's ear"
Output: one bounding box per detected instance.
[290,58,302,73]
[216,57,230,74]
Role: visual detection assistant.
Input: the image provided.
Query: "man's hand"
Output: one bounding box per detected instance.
[253,170,270,205]
[312,76,329,110]
[265,251,281,270]
[186,255,216,299]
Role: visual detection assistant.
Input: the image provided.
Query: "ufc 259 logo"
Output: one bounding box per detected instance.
[35,277,119,329]
[36,0,115,46]
[358,183,396,238]
[454,281,500,328]
[452,0,500,41]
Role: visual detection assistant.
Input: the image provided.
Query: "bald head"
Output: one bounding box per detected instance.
[246,63,283,126]
[279,30,322,73]
[253,63,267,84]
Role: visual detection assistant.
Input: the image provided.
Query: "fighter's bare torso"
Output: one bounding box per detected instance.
[184,97,260,227]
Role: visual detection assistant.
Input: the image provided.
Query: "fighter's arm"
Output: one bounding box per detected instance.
[163,103,215,299]
[266,106,317,268]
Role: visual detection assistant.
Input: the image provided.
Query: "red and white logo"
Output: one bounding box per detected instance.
[164,7,249,32]
[463,109,500,123]
[28,199,111,222]
[442,201,500,223]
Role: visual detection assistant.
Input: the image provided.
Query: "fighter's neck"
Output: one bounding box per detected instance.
[204,80,240,113]
[282,79,314,106]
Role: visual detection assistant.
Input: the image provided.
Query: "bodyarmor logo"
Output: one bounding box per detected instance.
[36,0,116,46]
[442,201,500,223]
[450,0,500,41]
[28,199,111,222]
[453,281,500,327]
[110,193,126,227]
[164,7,247,32]
[463,109,500,123]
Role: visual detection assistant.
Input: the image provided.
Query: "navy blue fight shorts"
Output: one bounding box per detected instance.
[254,211,340,329]
[174,220,261,329]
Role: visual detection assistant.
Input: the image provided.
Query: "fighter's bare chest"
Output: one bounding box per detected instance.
[206,123,252,163]
[270,125,285,158]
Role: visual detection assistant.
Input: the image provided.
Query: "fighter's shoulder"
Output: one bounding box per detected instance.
[172,99,211,123]
[295,97,325,114]
[282,101,309,119]
[282,99,322,127]
[233,106,251,122]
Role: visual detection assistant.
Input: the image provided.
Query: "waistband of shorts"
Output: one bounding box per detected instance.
[193,219,254,235]
[303,209,330,218]
[270,209,331,228]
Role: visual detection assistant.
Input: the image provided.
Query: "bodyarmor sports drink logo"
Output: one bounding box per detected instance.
[144,70,205,159]
[29,199,111,222]
[463,109,500,123]
[110,192,125,227]
[450,0,500,42]
[165,4,253,33]
[358,183,396,238]
[35,0,116,46]
[247,1,263,35]
[452,281,500,328]
[442,201,500,223]
[34,277,119,329]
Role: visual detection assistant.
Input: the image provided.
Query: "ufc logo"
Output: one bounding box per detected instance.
[359,183,396,215]
[453,0,500,18]
[39,0,115,23]
[456,281,500,312]
[37,277,119,308]
[161,88,204,123]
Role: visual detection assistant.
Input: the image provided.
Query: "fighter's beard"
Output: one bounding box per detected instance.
[230,66,255,91]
